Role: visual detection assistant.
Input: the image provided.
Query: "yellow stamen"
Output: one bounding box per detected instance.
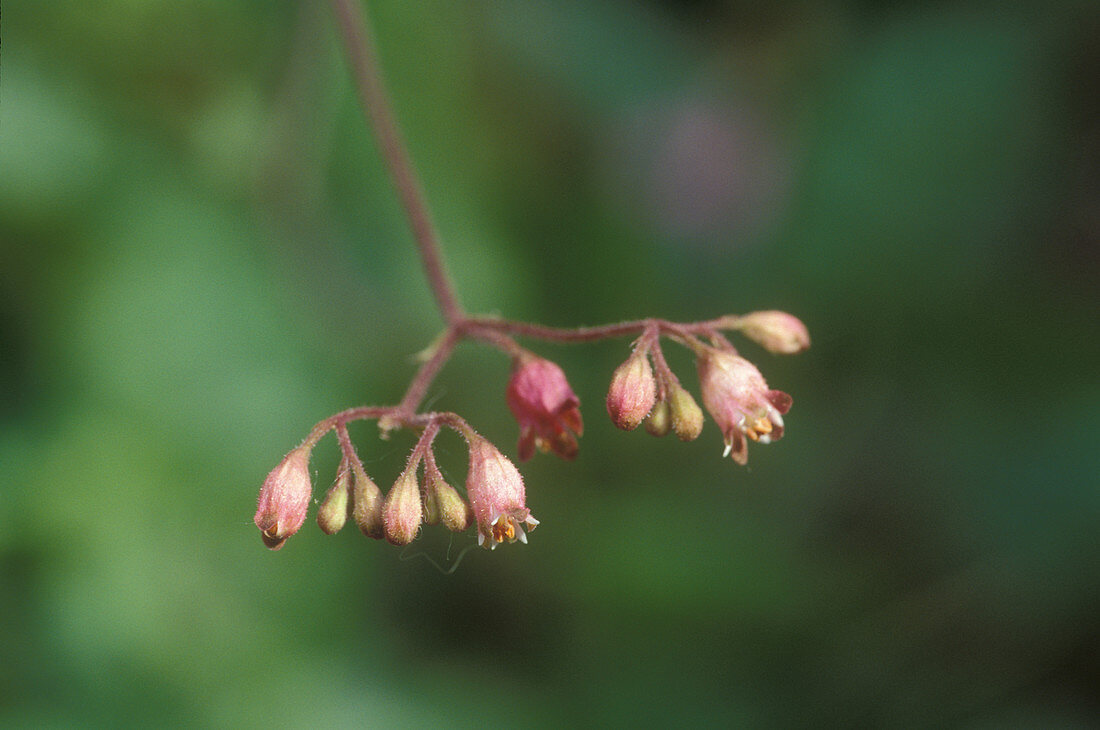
[492,517,515,543]
[754,417,773,434]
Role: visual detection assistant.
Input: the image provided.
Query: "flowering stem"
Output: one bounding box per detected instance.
[328,0,463,325]
[334,422,366,472]
[462,324,526,359]
[314,2,775,450]
[465,315,726,346]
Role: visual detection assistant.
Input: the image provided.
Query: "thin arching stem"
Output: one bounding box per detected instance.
[396,325,462,415]
[328,0,464,324]
[464,315,734,345]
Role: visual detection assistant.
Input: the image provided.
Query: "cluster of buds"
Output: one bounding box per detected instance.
[255,310,807,552]
[606,311,807,464]
[254,423,538,551]
[606,339,705,441]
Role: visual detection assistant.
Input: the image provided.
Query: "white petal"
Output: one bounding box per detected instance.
[768,406,784,429]
[722,441,733,458]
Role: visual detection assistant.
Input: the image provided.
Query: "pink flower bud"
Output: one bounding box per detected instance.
[254,445,313,550]
[506,354,583,461]
[606,348,656,431]
[383,467,423,546]
[738,311,810,354]
[352,463,385,540]
[317,460,352,535]
[696,349,792,465]
[465,435,538,549]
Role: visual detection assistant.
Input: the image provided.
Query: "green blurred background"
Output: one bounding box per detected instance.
[2,0,1097,726]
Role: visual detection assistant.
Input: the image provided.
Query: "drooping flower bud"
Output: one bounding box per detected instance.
[254,445,313,550]
[606,348,657,431]
[667,383,704,442]
[383,466,423,546]
[506,354,583,461]
[644,398,671,437]
[697,348,792,465]
[317,459,352,535]
[351,462,385,540]
[436,483,470,533]
[423,456,469,533]
[738,311,810,354]
[465,435,537,549]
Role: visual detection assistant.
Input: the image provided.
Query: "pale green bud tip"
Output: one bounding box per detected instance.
[668,384,704,442]
[423,458,469,531]
[644,399,671,437]
[435,481,470,532]
[317,465,352,535]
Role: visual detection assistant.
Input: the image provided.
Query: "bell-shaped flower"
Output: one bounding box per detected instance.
[254,445,313,550]
[696,349,792,465]
[506,354,583,461]
[465,435,538,549]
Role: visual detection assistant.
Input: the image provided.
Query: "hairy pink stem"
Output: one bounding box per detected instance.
[334,422,364,471]
[396,326,462,415]
[647,338,679,400]
[328,0,463,324]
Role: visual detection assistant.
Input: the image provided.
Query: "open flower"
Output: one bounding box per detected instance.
[696,349,792,465]
[465,435,538,549]
[506,354,583,461]
[254,445,313,550]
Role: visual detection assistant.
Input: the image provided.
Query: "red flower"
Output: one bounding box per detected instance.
[506,355,583,461]
[697,349,792,465]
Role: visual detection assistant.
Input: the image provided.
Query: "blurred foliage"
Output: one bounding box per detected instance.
[2,0,1098,726]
